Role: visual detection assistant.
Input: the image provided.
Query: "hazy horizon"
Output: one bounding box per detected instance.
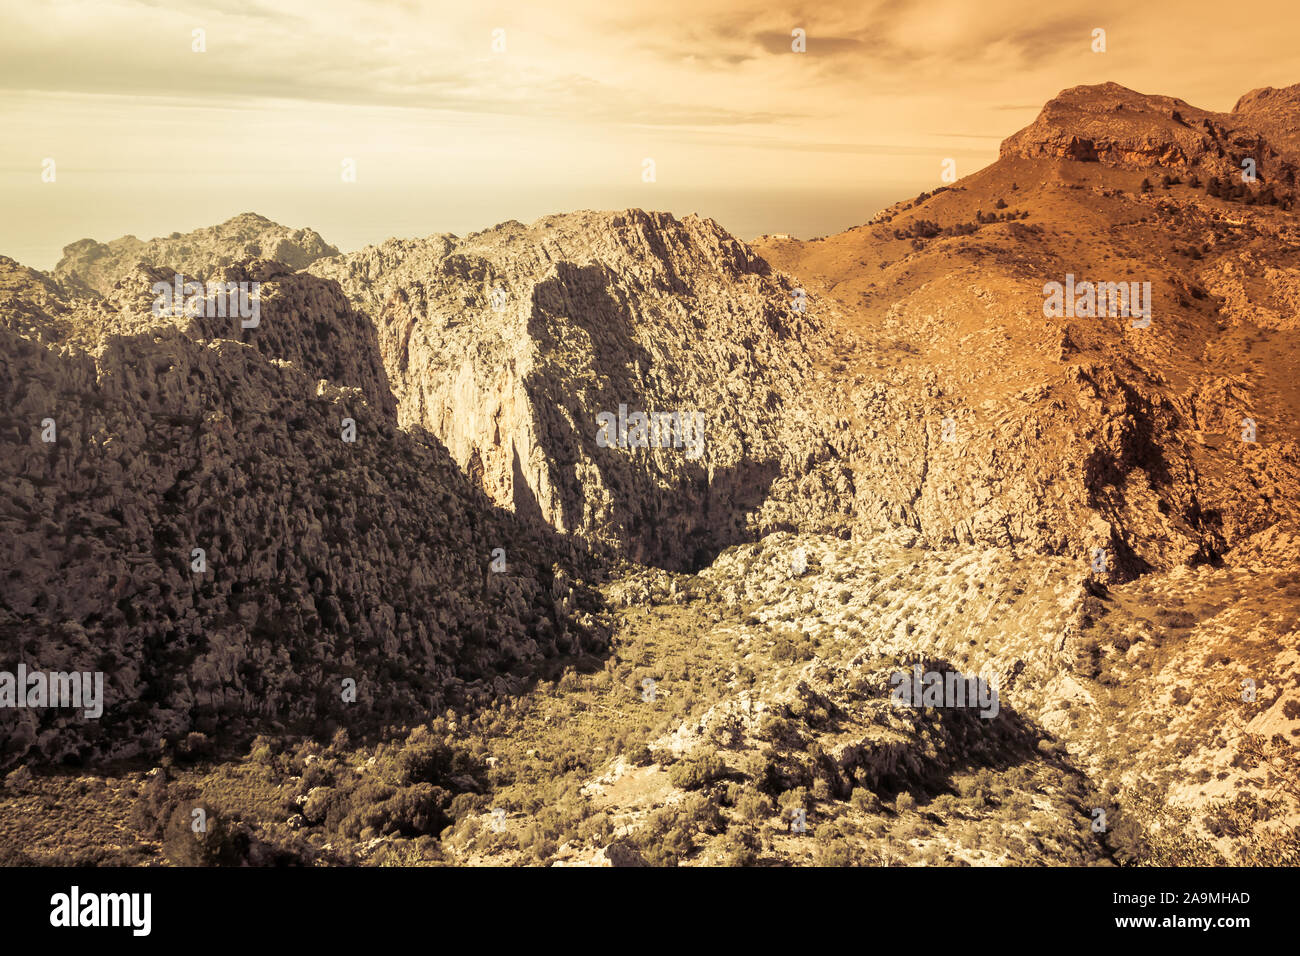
[2,182,909,271]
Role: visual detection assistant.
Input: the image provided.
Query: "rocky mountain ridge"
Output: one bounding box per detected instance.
[1002,82,1299,201]
[307,209,829,570]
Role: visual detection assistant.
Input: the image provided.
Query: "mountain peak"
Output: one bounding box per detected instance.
[1233,82,1300,113]
[54,215,340,296]
[1000,80,1300,177]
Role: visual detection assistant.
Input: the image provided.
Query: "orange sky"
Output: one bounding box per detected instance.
[3,0,1299,268]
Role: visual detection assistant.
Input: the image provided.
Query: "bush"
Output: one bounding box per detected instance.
[340,782,451,839]
[578,812,615,845]
[758,715,800,746]
[385,726,476,786]
[175,732,214,763]
[850,788,882,814]
[736,788,776,822]
[813,823,863,866]
[719,825,761,866]
[1154,608,1196,629]
[162,803,251,866]
[248,737,276,765]
[778,786,811,823]
[131,773,189,841]
[632,809,695,867]
[630,793,726,866]
[669,751,728,790]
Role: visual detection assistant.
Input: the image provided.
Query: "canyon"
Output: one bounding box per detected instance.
[1,81,1297,867]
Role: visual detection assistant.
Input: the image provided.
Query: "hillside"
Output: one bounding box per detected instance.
[756,82,1300,576]
[0,253,604,773]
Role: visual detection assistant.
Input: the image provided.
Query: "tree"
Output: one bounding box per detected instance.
[163,804,251,866]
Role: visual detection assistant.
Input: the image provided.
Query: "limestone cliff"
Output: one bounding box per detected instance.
[310,210,826,570]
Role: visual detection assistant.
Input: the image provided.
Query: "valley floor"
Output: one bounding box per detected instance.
[3,531,1297,867]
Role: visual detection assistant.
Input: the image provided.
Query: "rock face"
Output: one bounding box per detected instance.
[1233,83,1300,158]
[0,254,603,769]
[1001,82,1299,196]
[99,259,399,421]
[757,82,1300,578]
[54,213,339,298]
[310,210,825,570]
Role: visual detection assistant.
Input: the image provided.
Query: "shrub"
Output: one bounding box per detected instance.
[736,788,776,822]
[175,732,214,763]
[758,715,799,746]
[1154,608,1196,629]
[627,744,655,767]
[633,809,694,866]
[385,726,476,786]
[578,812,614,845]
[669,751,728,790]
[813,823,863,866]
[719,825,761,866]
[131,774,190,841]
[778,786,811,818]
[162,803,251,866]
[850,788,881,813]
[519,823,558,863]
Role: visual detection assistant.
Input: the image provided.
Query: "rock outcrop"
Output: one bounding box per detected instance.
[310,210,826,570]
[1233,83,1300,158]
[1001,82,1299,194]
[54,212,339,298]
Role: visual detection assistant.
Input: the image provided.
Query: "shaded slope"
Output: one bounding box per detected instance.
[0,255,604,769]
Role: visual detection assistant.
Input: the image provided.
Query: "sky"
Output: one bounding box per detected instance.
[3,0,1299,269]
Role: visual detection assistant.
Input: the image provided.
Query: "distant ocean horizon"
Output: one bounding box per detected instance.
[2,182,916,272]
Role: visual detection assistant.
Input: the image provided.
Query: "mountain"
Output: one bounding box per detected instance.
[1001,81,1299,190]
[1,82,1297,868]
[53,213,340,298]
[757,82,1300,576]
[1232,83,1300,158]
[308,209,829,570]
